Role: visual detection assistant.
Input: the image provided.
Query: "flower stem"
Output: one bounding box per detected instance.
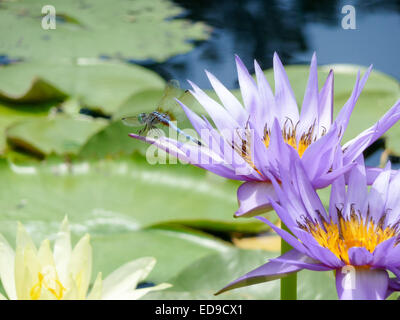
[280,223,297,300]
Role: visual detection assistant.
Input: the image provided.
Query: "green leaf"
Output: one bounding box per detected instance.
[0,60,165,114]
[0,157,266,233]
[0,0,209,62]
[0,77,67,103]
[145,248,338,300]
[6,114,108,156]
[0,101,52,155]
[89,227,232,284]
[80,89,165,159]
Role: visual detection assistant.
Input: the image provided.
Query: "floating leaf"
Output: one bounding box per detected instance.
[0,0,209,62]
[0,101,52,155]
[6,114,108,156]
[0,60,165,114]
[0,157,266,233]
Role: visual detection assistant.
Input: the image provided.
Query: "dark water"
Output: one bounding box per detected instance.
[148,0,400,90]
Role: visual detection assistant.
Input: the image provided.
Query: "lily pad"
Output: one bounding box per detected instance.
[0,0,209,62]
[145,248,338,300]
[0,77,67,103]
[0,60,165,114]
[6,114,108,156]
[90,227,232,284]
[80,89,164,159]
[0,157,266,233]
[0,101,52,155]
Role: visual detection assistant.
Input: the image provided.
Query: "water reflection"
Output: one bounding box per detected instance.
[145,0,400,89]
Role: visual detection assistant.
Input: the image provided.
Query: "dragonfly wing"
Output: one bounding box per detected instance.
[156,80,183,115]
[121,116,144,127]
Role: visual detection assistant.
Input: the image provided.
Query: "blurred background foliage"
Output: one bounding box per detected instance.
[0,0,399,299]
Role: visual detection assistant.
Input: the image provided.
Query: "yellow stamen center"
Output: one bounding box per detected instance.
[231,119,319,176]
[264,120,316,158]
[299,208,398,265]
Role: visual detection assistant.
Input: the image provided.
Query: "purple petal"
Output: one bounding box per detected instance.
[292,153,328,221]
[301,122,339,181]
[296,230,344,268]
[389,277,400,291]
[344,157,368,216]
[348,247,373,266]
[334,66,372,137]
[343,99,400,164]
[235,181,276,218]
[256,215,309,256]
[335,267,389,300]
[367,162,391,222]
[318,69,334,137]
[384,242,400,268]
[386,171,400,226]
[312,161,356,189]
[264,163,311,228]
[235,55,259,112]
[273,253,331,271]
[387,277,400,298]
[197,114,262,180]
[372,237,397,267]
[254,59,277,126]
[273,52,299,124]
[246,121,275,178]
[215,249,307,295]
[328,148,346,223]
[188,80,240,132]
[266,118,291,173]
[298,52,319,137]
[364,166,397,185]
[129,134,247,181]
[205,70,247,125]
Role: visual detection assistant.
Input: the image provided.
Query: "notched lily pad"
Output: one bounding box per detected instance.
[0,77,67,103]
[0,60,165,115]
[0,101,52,155]
[6,115,108,156]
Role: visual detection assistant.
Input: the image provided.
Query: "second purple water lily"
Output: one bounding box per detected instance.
[217,149,400,300]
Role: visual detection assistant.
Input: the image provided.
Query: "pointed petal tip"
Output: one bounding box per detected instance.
[204,69,218,83]
[311,52,317,63]
[253,58,261,71]
[234,54,243,64]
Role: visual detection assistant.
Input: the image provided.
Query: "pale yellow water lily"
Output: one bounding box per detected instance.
[0,217,171,300]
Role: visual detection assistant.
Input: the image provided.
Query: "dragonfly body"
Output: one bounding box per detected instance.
[122,83,202,146]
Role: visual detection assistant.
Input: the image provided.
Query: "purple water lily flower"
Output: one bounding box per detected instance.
[129,53,400,217]
[216,150,400,300]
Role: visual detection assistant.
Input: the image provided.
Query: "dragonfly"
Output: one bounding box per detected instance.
[122,80,202,146]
